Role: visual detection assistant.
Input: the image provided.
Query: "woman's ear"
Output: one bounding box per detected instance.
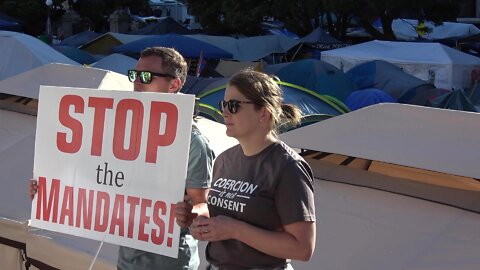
[260,107,271,122]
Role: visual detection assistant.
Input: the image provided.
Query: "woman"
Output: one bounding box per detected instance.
[176,69,315,270]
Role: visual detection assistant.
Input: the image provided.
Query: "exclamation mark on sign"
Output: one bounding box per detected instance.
[167,203,176,247]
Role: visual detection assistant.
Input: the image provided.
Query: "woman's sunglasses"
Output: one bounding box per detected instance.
[127,70,175,84]
[218,99,254,114]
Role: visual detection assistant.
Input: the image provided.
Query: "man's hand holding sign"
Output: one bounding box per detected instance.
[31,86,195,258]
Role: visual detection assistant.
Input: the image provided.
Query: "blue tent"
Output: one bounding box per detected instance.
[426,89,478,112]
[345,88,397,111]
[59,30,103,47]
[300,27,349,50]
[128,17,192,35]
[346,60,446,105]
[113,33,233,59]
[0,12,22,32]
[268,59,358,101]
[194,80,349,125]
[0,18,21,32]
[53,45,97,65]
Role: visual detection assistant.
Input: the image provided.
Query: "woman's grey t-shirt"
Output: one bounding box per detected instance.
[206,141,315,269]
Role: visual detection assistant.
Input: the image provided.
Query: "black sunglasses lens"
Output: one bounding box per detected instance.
[128,70,153,84]
[229,101,239,113]
[140,71,152,84]
[219,101,224,112]
[128,70,137,82]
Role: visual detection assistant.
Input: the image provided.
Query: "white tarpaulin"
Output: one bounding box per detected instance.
[280,103,480,179]
[0,63,132,99]
[321,40,480,90]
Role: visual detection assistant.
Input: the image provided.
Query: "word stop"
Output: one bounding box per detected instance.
[56,95,178,163]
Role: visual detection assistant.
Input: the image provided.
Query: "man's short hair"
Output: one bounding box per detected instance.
[140,47,188,88]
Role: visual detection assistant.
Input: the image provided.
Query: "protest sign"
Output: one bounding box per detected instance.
[31,86,195,258]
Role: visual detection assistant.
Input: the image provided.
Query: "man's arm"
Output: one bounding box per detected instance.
[186,188,209,218]
[175,188,209,228]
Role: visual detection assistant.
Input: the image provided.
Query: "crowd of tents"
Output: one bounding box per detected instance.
[2,17,480,127]
[1,12,480,270]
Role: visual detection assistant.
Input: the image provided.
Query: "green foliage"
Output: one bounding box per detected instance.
[0,0,150,35]
[0,0,48,35]
[185,0,461,39]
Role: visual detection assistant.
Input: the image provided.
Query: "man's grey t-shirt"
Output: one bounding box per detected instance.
[206,141,315,269]
[118,125,214,270]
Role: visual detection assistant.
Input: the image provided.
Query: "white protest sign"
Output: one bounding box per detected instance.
[31,86,195,258]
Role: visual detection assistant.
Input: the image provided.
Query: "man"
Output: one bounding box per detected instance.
[118,47,214,270]
[30,47,214,270]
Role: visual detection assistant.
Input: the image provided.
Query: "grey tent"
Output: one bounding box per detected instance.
[129,17,192,35]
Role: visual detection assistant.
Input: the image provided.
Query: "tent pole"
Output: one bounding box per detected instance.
[290,42,304,62]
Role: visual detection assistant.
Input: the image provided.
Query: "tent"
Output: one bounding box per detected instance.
[91,53,138,75]
[267,59,358,101]
[0,31,79,81]
[345,60,447,105]
[347,19,480,41]
[278,103,480,269]
[113,33,233,59]
[321,40,480,90]
[214,59,265,77]
[59,30,103,47]
[300,27,349,50]
[0,11,22,32]
[182,76,225,95]
[281,103,480,179]
[345,88,397,110]
[187,34,301,62]
[80,32,148,55]
[195,78,349,124]
[0,63,132,100]
[393,19,480,41]
[426,89,478,112]
[52,45,98,65]
[129,16,192,35]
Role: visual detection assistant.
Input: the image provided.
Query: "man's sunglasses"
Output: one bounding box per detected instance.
[127,70,175,84]
[218,99,254,114]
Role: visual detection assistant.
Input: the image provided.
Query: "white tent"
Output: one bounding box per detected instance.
[91,53,138,75]
[0,31,79,81]
[0,63,132,100]
[348,19,480,41]
[279,103,480,270]
[321,40,480,90]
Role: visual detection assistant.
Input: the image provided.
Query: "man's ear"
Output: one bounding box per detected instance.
[168,78,182,93]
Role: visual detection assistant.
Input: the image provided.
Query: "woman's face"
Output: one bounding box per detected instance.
[222,85,263,140]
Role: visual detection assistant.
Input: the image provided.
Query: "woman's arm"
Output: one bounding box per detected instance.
[192,216,315,261]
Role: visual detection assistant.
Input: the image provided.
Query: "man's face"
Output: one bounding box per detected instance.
[132,55,180,93]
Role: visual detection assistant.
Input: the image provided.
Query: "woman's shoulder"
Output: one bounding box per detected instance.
[273,140,305,162]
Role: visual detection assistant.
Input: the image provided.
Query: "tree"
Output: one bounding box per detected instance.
[0,0,51,36]
[185,0,461,39]
[323,0,461,40]
[0,0,150,35]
